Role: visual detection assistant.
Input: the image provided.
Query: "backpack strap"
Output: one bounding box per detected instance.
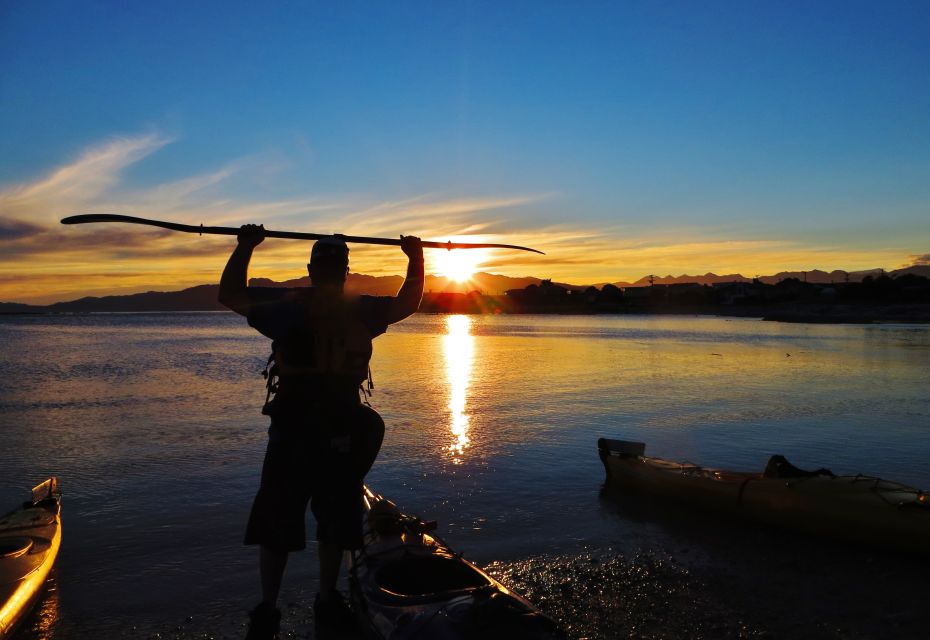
[261,352,279,415]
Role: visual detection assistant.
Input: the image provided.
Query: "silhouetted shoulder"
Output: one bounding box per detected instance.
[358,295,394,337]
[246,287,305,339]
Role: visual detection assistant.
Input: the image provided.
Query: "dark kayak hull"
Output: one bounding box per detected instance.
[0,479,62,639]
[349,486,564,640]
[599,438,930,554]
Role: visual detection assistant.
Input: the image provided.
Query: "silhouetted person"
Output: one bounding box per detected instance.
[219,224,423,638]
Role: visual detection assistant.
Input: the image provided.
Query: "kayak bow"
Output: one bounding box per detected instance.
[0,478,62,640]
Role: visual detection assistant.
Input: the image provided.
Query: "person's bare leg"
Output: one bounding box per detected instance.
[260,546,289,605]
[317,541,343,600]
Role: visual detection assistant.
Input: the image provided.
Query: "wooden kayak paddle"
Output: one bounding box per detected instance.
[60,214,544,254]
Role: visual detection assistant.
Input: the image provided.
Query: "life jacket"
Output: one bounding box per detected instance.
[274,298,374,382]
[261,295,375,411]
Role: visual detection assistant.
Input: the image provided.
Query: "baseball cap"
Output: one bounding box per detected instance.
[310,236,349,263]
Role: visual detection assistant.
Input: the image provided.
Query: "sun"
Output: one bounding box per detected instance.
[432,248,487,283]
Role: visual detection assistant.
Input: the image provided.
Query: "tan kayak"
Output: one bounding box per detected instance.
[0,479,62,639]
[598,439,930,554]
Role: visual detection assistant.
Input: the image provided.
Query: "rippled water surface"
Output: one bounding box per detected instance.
[1,313,928,638]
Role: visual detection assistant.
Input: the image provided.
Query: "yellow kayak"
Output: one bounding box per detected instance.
[598,439,930,554]
[0,479,62,639]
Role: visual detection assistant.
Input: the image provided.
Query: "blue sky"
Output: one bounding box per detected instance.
[1,1,928,302]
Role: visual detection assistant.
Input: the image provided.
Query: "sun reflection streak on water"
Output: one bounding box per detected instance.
[443,315,474,463]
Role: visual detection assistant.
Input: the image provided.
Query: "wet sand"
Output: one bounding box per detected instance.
[24,498,924,640]
[492,491,926,640]
[489,545,923,640]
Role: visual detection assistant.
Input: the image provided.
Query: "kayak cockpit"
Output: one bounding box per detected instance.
[0,538,33,560]
[374,553,493,601]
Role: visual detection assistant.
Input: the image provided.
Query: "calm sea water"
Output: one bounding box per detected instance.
[1,312,928,638]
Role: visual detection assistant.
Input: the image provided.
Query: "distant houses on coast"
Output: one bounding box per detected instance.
[419,273,930,322]
[3,270,929,323]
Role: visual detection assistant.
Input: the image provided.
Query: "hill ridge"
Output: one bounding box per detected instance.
[4,266,929,311]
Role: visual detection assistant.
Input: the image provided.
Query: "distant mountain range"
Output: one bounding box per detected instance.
[251,272,581,296]
[3,266,928,313]
[0,273,560,313]
[0,284,227,314]
[611,266,930,288]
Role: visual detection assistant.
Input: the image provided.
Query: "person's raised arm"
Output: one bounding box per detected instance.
[218,224,265,316]
[388,235,424,324]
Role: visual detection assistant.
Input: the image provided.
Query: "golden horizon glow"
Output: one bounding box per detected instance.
[0,232,922,304]
[443,314,474,463]
[1,240,922,305]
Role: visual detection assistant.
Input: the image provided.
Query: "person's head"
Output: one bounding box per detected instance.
[308,236,349,287]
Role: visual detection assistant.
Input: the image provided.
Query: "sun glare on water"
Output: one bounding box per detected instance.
[431,247,488,283]
[443,315,473,463]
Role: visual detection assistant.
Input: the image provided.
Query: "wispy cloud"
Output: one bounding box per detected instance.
[329,194,548,237]
[0,217,44,241]
[132,167,237,209]
[908,254,930,266]
[0,133,171,222]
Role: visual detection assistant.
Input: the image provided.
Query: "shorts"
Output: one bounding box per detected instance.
[244,400,384,552]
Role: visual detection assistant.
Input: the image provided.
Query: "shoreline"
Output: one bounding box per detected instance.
[4,305,930,324]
